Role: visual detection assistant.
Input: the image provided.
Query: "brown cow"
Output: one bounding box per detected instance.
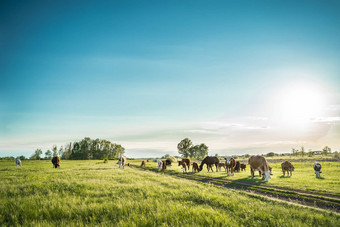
[218,163,226,172]
[51,156,60,168]
[192,162,199,172]
[248,155,271,181]
[178,158,190,170]
[181,162,188,173]
[259,166,272,176]
[240,163,246,171]
[281,161,294,176]
[234,161,240,172]
[225,157,236,176]
[141,161,146,167]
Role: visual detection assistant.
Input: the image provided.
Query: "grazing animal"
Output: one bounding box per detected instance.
[158,160,163,171]
[313,162,322,178]
[118,156,127,169]
[51,156,60,168]
[199,156,219,172]
[165,159,172,167]
[240,163,246,171]
[234,161,240,172]
[281,161,295,176]
[162,161,167,170]
[147,159,149,162]
[225,157,236,176]
[181,162,187,173]
[127,163,130,167]
[16,159,22,167]
[248,155,271,181]
[192,162,199,172]
[259,166,273,176]
[141,161,146,167]
[218,163,226,172]
[178,159,190,170]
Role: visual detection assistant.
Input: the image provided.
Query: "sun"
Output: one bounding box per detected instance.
[275,81,328,124]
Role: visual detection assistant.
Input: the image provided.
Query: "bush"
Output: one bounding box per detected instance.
[103,158,108,163]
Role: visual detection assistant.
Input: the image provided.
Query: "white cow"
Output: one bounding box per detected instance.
[16,159,22,167]
[158,160,163,171]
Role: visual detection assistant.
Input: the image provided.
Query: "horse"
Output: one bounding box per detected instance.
[199,156,219,172]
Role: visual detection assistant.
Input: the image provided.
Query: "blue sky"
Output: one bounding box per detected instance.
[1,0,340,158]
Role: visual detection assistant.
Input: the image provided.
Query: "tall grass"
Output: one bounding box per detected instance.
[0,160,339,226]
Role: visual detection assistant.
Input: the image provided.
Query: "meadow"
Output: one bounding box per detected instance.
[0,160,339,226]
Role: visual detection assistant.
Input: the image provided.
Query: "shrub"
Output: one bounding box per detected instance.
[103,158,108,163]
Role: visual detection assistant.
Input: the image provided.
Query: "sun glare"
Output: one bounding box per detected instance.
[276,82,328,123]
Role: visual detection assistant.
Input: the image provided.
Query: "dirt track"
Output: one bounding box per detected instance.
[132,165,340,214]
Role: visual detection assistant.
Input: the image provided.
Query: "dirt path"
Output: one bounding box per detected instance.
[131,165,340,214]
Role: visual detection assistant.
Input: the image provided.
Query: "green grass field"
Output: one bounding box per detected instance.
[0,160,339,226]
[0,160,340,226]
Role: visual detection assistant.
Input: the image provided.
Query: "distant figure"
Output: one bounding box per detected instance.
[192,162,199,172]
[51,156,60,168]
[16,159,22,167]
[141,160,146,167]
[199,156,219,172]
[240,164,246,171]
[225,157,236,176]
[127,163,130,167]
[234,161,240,172]
[118,156,127,169]
[147,159,149,162]
[313,162,322,178]
[248,155,271,182]
[281,161,295,176]
[178,159,190,170]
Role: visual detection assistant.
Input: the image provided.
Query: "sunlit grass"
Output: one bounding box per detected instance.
[0,160,339,226]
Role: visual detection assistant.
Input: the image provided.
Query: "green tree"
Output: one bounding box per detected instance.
[30,149,42,160]
[300,146,305,157]
[45,150,52,159]
[322,146,331,156]
[177,138,193,158]
[196,143,208,159]
[52,145,58,157]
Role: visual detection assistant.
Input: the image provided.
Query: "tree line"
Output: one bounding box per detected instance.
[177,138,208,159]
[29,137,125,160]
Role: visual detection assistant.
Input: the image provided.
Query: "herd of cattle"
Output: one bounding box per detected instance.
[13,155,323,181]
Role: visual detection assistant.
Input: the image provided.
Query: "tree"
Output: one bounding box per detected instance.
[177,138,193,158]
[299,146,306,157]
[30,149,42,160]
[52,145,58,157]
[196,143,208,159]
[45,150,52,159]
[58,146,64,157]
[322,146,331,156]
[266,152,275,157]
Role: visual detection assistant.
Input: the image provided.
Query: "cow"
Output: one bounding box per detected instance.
[118,156,127,169]
[181,162,188,173]
[51,156,60,168]
[147,159,149,162]
[127,163,130,167]
[141,161,146,167]
[225,157,236,176]
[259,166,273,177]
[192,162,199,172]
[234,161,240,172]
[162,161,167,170]
[165,159,172,167]
[16,159,22,167]
[199,156,219,172]
[313,162,322,178]
[240,163,246,171]
[178,158,190,170]
[281,161,295,176]
[218,163,226,172]
[248,155,271,181]
[158,160,163,171]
